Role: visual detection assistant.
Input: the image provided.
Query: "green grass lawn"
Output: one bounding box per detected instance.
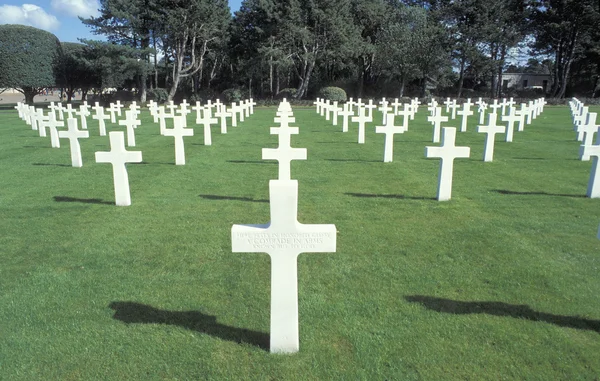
[1,102,599,380]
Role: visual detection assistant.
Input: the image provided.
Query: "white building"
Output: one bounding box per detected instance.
[501,73,551,92]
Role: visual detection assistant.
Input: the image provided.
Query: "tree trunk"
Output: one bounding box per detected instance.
[20,87,38,104]
[457,56,466,98]
[399,74,406,98]
[296,60,315,99]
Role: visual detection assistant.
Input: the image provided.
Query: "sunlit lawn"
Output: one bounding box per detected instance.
[1,102,599,380]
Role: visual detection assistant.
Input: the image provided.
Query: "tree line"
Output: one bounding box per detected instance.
[1,0,599,103]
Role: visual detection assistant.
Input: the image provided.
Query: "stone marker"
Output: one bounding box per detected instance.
[425,127,470,201]
[95,131,143,206]
[215,105,232,134]
[43,111,64,148]
[457,101,474,132]
[262,113,306,180]
[352,106,370,144]
[58,118,89,167]
[231,103,336,354]
[197,106,218,145]
[118,110,141,147]
[163,116,193,165]
[76,104,91,130]
[580,112,599,161]
[501,106,520,142]
[338,103,353,133]
[427,106,448,143]
[92,103,110,136]
[583,139,600,198]
[477,113,505,162]
[375,114,406,162]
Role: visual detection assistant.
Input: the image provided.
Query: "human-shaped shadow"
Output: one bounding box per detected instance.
[405,295,600,332]
[108,301,269,350]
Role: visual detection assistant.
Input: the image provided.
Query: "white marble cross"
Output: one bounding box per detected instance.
[338,103,353,133]
[197,106,218,145]
[230,102,239,127]
[42,111,64,148]
[396,103,411,130]
[128,101,141,117]
[118,110,141,147]
[352,106,370,144]
[427,106,448,143]
[166,101,178,117]
[583,141,600,198]
[249,98,257,114]
[34,109,46,136]
[108,102,120,123]
[331,101,340,126]
[163,116,193,165]
[177,100,192,127]
[457,101,473,132]
[516,103,528,132]
[314,98,321,114]
[365,99,377,121]
[375,114,406,162]
[443,97,452,113]
[477,113,505,162]
[489,99,502,115]
[156,106,170,135]
[262,113,307,180]
[378,99,392,124]
[231,179,336,354]
[579,112,599,161]
[425,127,470,201]
[449,100,459,120]
[95,131,142,206]
[478,102,488,124]
[76,104,91,130]
[215,105,232,134]
[324,100,331,121]
[58,118,89,167]
[392,98,402,114]
[92,103,110,136]
[239,100,247,122]
[48,102,59,120]
[56,102,65,121]
[64,103,76,120]
[501,106,520,142]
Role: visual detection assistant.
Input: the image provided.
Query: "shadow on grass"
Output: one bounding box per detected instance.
[199,194,268,203]
[326,159,381,163]
[53,196,113,205]
[405,295,600,332]
[511,157,546,160]
[227,160,276,165]
[492,189,586,198]
[33,163,71,167]
[109,301,269,350]
[24,145,52,149]
[345,192,436,201]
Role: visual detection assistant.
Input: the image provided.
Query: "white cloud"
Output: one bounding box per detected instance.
[0,4,60,31]
[51,0,100,18]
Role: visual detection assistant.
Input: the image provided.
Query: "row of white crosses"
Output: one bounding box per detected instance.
[232,100,336,354]
[570,98,600,239]
[569,98,600,199]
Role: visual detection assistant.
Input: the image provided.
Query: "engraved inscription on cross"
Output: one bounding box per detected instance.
[95,131,143,206]
[262,113,307,180]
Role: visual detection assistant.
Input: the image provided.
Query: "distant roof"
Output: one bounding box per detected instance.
[503,73,551,76]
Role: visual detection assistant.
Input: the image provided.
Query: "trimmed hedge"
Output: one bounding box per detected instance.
[317,86,347,102]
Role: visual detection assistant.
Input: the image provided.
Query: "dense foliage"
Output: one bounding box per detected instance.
[0,24,62,103]
[2,0,600,101]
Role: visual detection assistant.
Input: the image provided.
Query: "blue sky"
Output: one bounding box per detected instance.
[0,0,243,43]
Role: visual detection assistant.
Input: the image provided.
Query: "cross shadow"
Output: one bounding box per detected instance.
[511,157,546,160]
[138,161,173,166]
[199,194,269,203]
[108,301,269,350]
[345,192,436,201]
[23,145,52,149]
[33,163,71,167]
[227,160,276,165]
[53,196,113,205]
[492,189,586,198]
[325,159,381,163]
[405,295,600,333]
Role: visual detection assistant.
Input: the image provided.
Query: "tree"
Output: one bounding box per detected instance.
[58,42,96,102]
[82,0,163,102]
[531,0,600,98]
[0,25,62,103]
[158,0,231,101]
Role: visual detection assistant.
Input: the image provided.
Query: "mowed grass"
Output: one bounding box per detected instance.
[1,102,599,380]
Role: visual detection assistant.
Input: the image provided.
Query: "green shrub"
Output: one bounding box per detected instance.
[148,88,168,103]
[222,88,244,103]
[277,88,297,99]
[317,86,347,102]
